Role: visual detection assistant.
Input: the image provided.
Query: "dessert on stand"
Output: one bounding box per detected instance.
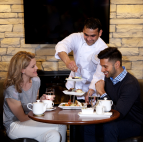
[58,76,86,109]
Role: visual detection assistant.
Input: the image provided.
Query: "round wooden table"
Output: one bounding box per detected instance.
[28,107,120,142]
[28,107,120,125]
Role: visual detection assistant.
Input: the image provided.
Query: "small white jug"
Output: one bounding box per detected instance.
[96,104,104,114]
[27,100,47,115]
[98,97,113,112]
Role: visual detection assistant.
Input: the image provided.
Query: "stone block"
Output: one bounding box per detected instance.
[0,18,24,24]
[0,5,11,12]
[0,25,12,32]
[18,13,24,18]
[0,72,7,80]
[110,25,115,32]
[110,0,143,4]
[7,48,35,55]
[132,61,143,69]
[0,48,6,55]
[0,13,17,18]
[116,25,142,33]
[58,61,70,71]
[36,62,43,70]
[113,32,143,38]
[122,38,143,48]
[110,12,116,19]
[36,48,55,56]
[117,5,143,18]
[128,69,143,79]
[35,56,46,62]
[0,33,5,38]
[122,56,143,61]
[1,38,20,48]
[13,24,24,32]
[2,56,12,61]
[109,38,121,47]
[109,33,112,38]
[42,62,58,71]
[0,62,9,71]
[139,48,143,55]
[46,56,58,62]
[110,19,143,25]
[119,48,138,56]
[11,5,23,12]
[122,61,131,70]
[5,32,24,38]
[110,5,116,12]
[0,0,23,4]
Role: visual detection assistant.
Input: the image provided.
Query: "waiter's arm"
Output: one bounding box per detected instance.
[58,51,78,72]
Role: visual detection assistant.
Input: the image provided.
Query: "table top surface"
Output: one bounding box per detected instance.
[28,107,120,125]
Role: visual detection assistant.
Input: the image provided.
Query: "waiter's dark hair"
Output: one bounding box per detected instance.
[98,47,122,66]
[84,17,102,32]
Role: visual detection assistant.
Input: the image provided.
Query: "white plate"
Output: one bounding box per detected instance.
[63,90,85,96]
[58,103,82,109]
[46,107,56,111]
[66,78,85,82]
[78,112,112,117]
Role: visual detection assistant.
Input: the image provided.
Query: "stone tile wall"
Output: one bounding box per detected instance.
[0,0,143,79]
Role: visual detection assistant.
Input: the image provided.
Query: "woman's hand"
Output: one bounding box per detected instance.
[40,94,55,101]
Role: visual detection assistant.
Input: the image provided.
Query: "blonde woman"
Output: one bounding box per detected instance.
[3,51,67,142]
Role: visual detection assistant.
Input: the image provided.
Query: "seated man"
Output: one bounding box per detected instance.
[83,47,143,142]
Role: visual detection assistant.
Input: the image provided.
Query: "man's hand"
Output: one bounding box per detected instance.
[85,89,95,103]
[66,60,78,72]
[95,80,106,95]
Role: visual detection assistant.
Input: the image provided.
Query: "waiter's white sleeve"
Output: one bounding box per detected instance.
[89,63,105,90]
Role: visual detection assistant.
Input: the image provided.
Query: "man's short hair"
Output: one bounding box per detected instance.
[84,17,102,32]
[98,47,122,66]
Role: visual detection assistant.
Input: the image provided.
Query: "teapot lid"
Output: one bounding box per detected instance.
[104,97,107,100]
[33,100,42,104]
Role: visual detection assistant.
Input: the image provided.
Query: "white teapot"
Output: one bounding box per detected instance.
[98,97,113,112]
[27,100,47,115]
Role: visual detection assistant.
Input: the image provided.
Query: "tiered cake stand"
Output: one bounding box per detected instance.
[63,78,85,103]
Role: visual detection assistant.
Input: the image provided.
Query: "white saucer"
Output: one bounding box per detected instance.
[78,112,112,117]
[46,107,56,111]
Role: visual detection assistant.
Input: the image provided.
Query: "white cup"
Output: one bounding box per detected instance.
[96,105,104,114]
[42,100,54,108]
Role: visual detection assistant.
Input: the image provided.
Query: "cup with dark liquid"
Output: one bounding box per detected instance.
[45,87,55,100]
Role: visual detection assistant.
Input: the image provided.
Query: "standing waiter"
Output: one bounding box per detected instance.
[55,17,107,102]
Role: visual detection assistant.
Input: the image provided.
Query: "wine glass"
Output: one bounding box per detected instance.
[45,87,55,100]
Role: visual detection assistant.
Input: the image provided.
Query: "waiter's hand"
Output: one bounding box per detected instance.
[95,80,106,95]
[85,89,95,103]
[58,51,78,72]
[66,60,78,72]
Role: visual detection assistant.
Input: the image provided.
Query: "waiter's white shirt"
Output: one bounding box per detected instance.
[55,32,108,99]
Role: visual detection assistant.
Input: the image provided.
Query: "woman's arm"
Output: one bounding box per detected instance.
[6,98,30,122]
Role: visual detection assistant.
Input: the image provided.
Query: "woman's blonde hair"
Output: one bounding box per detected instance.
[4,51,35,93]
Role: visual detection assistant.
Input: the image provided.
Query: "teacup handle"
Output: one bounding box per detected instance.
[52,102,54,107]
[111,101,113,106]
[27,103,33,111]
